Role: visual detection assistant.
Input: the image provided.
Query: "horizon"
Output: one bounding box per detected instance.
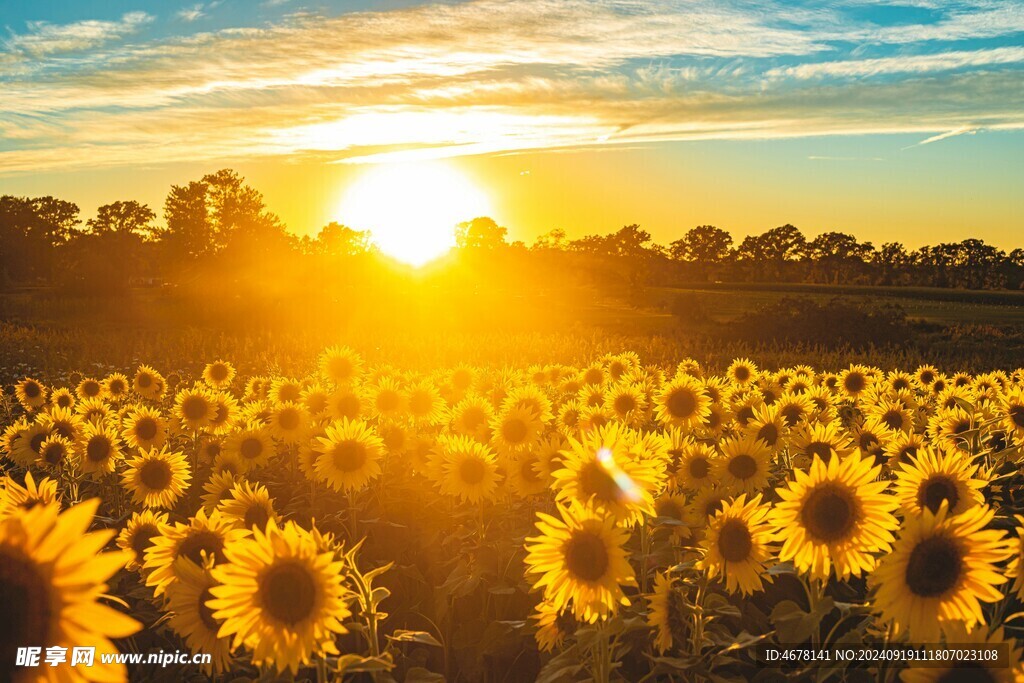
[1,0,1023,251]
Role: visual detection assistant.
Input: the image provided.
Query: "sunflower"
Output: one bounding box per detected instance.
[714,435,772,495]
[698,493,774,595]
[207,391,238,435]
[133,364,166,400]
[651,491,691,539]
[604,382,648,427]
[868,398,915,433]
[503,384,555,423]
[406,380,447,425]
[531,599,577,652]
[551,423,658,526]
[744,403,788,452]
[505,450,549,498]
[145,508,248,597]
[727,358,758,387]
[533,434,568,483]
[37,405,83,442]
[116,508,169,571]
[79,420,123,476]
[326,386,367,422]
[654,375,711,430]
[267,401,308,444]
[49,386,75,410]
[771,450,899,581]
[557,400,584,435]
[300,383,332,417]
[999,386,1024,439]
[0,471,60,516]
[223,422,274,473]
[208,520,351,675]
[646,572,688,654]
[884,429,927,470]
[731,391,765,428]
[166,557,234,674]
[490,404,543,454]
[871,504,1012,641]
[838,364,873,400]
[0,500,140,683]
[893,447,985,517]
[103,372,130,401]
[75,376,104,401]
[121,404,168,450]
[928,406,975,451]
[218,480,278,531]
[450,394,495,440]
[122,446,192,509]
[74,396,110,424]
[1010,514,1024,601]
[899,622,1024,683]
[774,391,814,428]
[319,345,363,386]
[203,360,236,389]
[915,364,940,389]
[851,416,891,464]
[37,434,75,470]
[675,440,718,491]
[790,420,853,467]
[313,418,385,493]
[201,470,242,513]
[436,434,502,503]
[524,501,636,623]
[175,386,217,432]
[367,377,406,420]
[14,377,47,410]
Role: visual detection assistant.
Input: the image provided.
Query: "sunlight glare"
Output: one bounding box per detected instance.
[336,161,492,266]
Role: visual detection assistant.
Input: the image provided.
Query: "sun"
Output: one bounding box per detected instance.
[336,161,492,266]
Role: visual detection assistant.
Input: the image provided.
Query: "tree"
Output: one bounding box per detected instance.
[455,216,508,250]
[874,242,910,285]
[313,222,372,257]
[533,228,567,250]
[806,231,873,284]
[0,195,79,283]
[86,201,158,238]
[164,181,213,258]
[669,225,733,263]
[759,224,807,262]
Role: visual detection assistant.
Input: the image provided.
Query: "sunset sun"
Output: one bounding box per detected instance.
[336,161,493,266]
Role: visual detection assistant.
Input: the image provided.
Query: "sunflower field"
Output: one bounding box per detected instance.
[3,349,1024,682]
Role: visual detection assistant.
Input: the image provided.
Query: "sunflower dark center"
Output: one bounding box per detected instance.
[781,405,803,427]
[656,499,683,520]
[140,459,173,490]
[210,365,229,381]
[757,424,779,447]
[182,396,208,421]
[893,378,910,390]
[934,663,996,683]
[198,587,220,632]
[377,391,400,412]
[332,440,367,472]
[844,373,866,393]
[734,366,750,382]
[920,370,935,384]
[614,395,637,414]
[666,589,688,642]
[584,368,603,385]
[240,437,264,460]
[502,418,528,443]
[332,394,359,419]
[278,385,301,402]
[130,524,160,562]
[905,535,962,597]
[727,454,757,480]
[109,380,126,395]
[666,389,697,419]
[329,357,353,379]
[461,407,487,430]
[409,392,432,415]
[899,445,918,464]
[801,485,856,543]
[578,461,621,503]
[23,382,41,398]
[244,505,271,530]
[459,457,487,485]
[178,530,227,566]
[859,432,880,452]
[260,561,318,626]
[686,457,709,480]
[882,410,904,430]
[564,530,609,582]
[704,497,725,518]
[1009,405,1024,428]
[0,550,52,677]
[135,417,158,440]
[520,458,540,482]
[137,374,153,388]
[29,432,47,453]
[718,519,753,562]
[952,420,971,435]
[82,380,101,396]
[919,477,961,515]
[43,442,67,465]
[86,437,111,462]
[805,442,834,462]
[278,409,301,431]
[736,406,755,425]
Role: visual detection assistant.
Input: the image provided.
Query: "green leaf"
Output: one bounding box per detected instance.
[386,630,443,648]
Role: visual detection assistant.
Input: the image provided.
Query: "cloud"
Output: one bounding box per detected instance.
[178,5,207,22]
[1,0,1023,174]
[901,124,978,149]
[1,11,152,56]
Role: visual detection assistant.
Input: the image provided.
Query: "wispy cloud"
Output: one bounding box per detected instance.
[902,124,978,149]
[0,0,1022,174]
[178,5,207,22]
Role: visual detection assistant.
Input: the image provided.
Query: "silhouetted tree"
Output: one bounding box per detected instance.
[87,201,159,239]
[455,216,508,250]
[669,225,733,263]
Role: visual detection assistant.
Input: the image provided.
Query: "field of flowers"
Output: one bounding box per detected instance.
[3,348,1024,682]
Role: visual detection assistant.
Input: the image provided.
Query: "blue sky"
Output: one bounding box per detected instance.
[1,0,1022,247]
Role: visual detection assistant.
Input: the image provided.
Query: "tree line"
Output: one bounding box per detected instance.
[2,169,1022,293]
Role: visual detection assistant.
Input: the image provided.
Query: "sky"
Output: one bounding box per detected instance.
[1,0,1022,250]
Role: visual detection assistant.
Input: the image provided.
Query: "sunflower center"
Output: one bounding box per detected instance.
[564,530,610,582]
[334,394,361,419]
[82,380,101,396]
[736,406,755,425]
[329,357,353,380]
[198,587,220,632]
[757,424,779,447]
[614,395,636,414]
[801,485,857,543]
[409,392,432,415]
[278,409,301,431]
[656,499,683,520]
[805,442,834,463]
[952,420,971,435]
[1010,405,1024,428]
[210,365,229,381]
[460,406,487,431]
[882,410,904,431]
[376,391,400,412]
[520,458,540,483]
[43,442,67,465]
[667,588,689,643]
[688,457,710,480]
[24,382,41,398]
[109,380,126,395]
[459,457,487,485]
[666,389,697,419]
[130,524,160,562]
[137,373,153,388]
[920,370,935,384]
[734,366,751,382]
[29,432,47,453]
[502,418,529,443]
[718,519,753,562]
[182,396,209,421]
[244,505,271,530]
[240,436,264,460]
[919,476,960,515]
[899,445,918,464]
[86,437,112,462]
[844,373,866,394]
[135,417,158,440]
[260,561,318,626]
[179,530,227,566]
[859,432,880,452]
[905,535,962,597]
[140,459,173,490]
[727,454,757,480]
[0,549,52,676]
[332,441,367,472]
[578,461,621,503]
[584,368,603,385]
[781,405,803,427]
